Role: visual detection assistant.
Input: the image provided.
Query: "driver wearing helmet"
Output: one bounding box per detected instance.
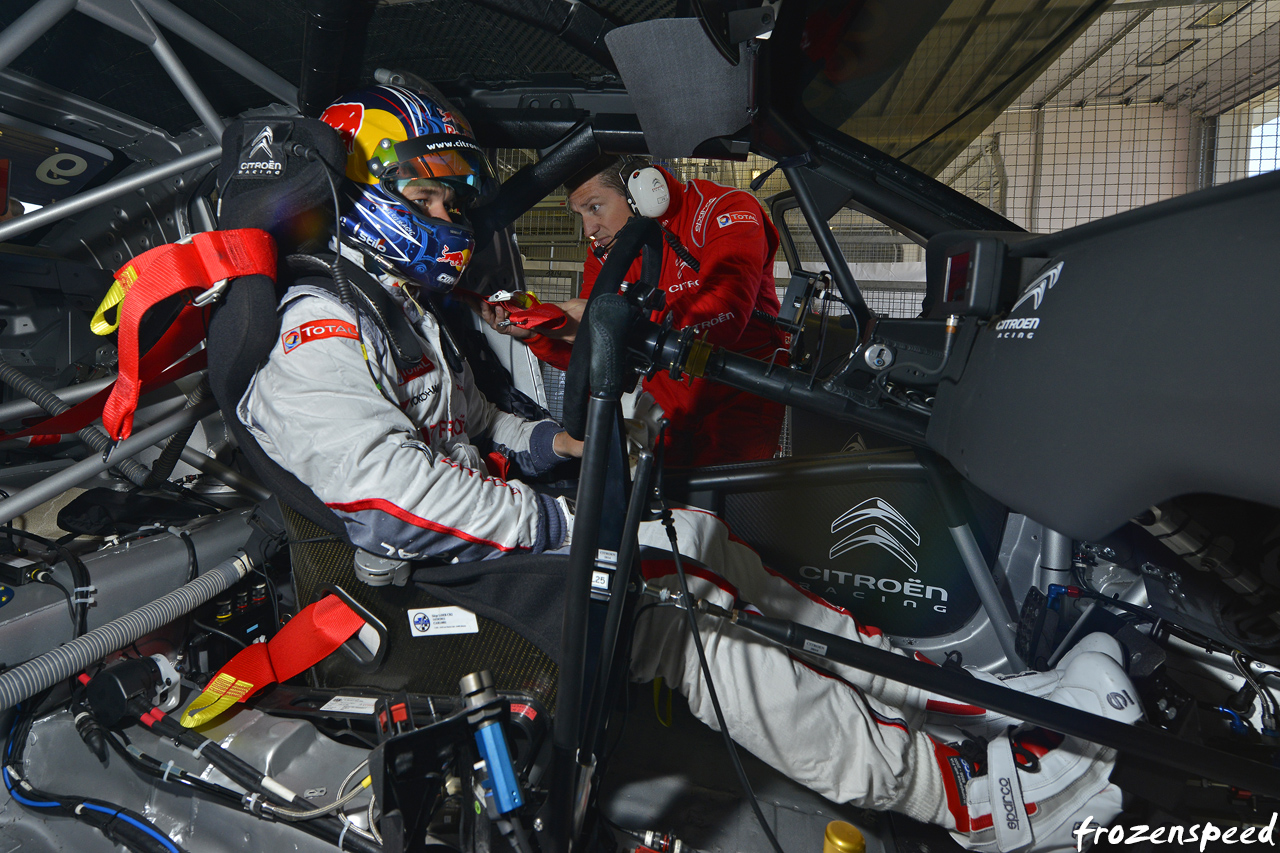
[238,83,1144,852]
[237,83,582,562]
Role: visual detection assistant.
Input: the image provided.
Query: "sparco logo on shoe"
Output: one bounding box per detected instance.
[1106,689,1134,710]
[999,777,1020,830]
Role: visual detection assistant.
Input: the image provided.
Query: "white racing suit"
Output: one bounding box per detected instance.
[240,268,1126,852]
[239,277,570,561]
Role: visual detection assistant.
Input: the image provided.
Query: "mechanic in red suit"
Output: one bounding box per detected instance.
[484,156,787,468]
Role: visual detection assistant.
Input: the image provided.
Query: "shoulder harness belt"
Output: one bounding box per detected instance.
[91,229,277,441]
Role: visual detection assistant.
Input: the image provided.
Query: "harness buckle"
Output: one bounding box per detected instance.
[193,278,231,307]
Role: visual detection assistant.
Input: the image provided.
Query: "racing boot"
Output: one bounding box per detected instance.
[922,633,1126,742]
[936,651,1142,852]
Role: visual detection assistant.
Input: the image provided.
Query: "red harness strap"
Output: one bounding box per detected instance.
[180,594,367,728]
[94,229,276,441]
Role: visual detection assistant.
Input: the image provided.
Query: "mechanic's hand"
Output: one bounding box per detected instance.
[535,298,588,343]
[553,430,584,458]
[479,300,535,340]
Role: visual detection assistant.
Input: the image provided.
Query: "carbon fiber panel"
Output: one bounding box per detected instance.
[283,506,558,710]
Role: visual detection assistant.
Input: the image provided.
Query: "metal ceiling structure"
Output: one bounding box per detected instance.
[1016,0,1279,115]
[822,0,1116,176]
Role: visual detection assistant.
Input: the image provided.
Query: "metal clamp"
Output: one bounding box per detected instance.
[193,278,231,307]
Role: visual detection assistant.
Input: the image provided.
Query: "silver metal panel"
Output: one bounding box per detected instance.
[0,508,255,665]
[5,704,369,853]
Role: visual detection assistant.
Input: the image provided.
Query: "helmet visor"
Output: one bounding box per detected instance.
[375,134,497,206]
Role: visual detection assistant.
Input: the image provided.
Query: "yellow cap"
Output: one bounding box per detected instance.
[823,820,866,853]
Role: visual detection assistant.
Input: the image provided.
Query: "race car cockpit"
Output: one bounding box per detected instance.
[2,1,1280,852]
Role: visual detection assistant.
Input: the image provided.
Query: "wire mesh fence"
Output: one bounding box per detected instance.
[938,0,1280,230]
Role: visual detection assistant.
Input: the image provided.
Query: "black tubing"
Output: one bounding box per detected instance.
[145,379,208,487]
[0,356,152,486]
[563,216,663,439]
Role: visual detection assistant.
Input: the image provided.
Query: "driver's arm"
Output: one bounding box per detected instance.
[460,358,581,478]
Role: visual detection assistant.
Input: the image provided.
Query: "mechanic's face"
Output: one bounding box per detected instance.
[399,179,455,222]
[569,176,632,252]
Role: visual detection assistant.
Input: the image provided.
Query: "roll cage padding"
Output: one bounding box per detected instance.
[562,216,664,439]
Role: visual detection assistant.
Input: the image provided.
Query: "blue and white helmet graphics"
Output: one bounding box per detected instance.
[321,84,498,292]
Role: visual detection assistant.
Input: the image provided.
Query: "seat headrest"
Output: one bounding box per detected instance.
[217,118,346,249]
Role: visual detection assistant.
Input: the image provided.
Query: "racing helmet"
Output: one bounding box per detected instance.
[320,83,498,292]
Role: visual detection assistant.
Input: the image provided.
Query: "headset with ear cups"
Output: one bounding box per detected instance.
[619,159,670,219]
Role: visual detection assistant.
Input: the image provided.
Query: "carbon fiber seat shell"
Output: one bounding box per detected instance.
[283,505,560,711]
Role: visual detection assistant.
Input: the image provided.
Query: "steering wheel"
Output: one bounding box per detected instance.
[562,216,666,440]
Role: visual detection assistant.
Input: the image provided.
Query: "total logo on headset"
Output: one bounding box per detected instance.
[621,160,670,219]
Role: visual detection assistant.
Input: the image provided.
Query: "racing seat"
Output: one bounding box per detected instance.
[205,116,562,710]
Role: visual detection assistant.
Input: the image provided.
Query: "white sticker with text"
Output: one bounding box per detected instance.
[407,605,479,637]
[318,696,379,715]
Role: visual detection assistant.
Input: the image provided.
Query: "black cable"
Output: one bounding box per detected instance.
[34,570,77,630]
[808,290,832,391]
[0,525,91,636]
[660,226,699,272]
[245,509,284,631]
[6,697,187,853]
[105,731,243,806]
[655,501,787,853]
[176,530,198,583]
[102,727,380,853]
[599,812,647,842]
[191,618,248,649]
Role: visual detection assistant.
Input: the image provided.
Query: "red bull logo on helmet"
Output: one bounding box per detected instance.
[321,102,364,154]
[437,246,471,270]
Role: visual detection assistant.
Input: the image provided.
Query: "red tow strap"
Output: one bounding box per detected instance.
[180,594,367,728]
[92,229,276,441]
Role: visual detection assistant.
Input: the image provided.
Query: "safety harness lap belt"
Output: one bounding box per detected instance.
[181,594,367,728]
[90,229,276,441]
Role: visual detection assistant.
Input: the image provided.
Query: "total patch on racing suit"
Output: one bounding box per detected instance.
[527,168,787,468]
[238,276,570,562]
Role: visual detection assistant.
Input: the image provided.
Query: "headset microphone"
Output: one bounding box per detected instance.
[621,160,670,219]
